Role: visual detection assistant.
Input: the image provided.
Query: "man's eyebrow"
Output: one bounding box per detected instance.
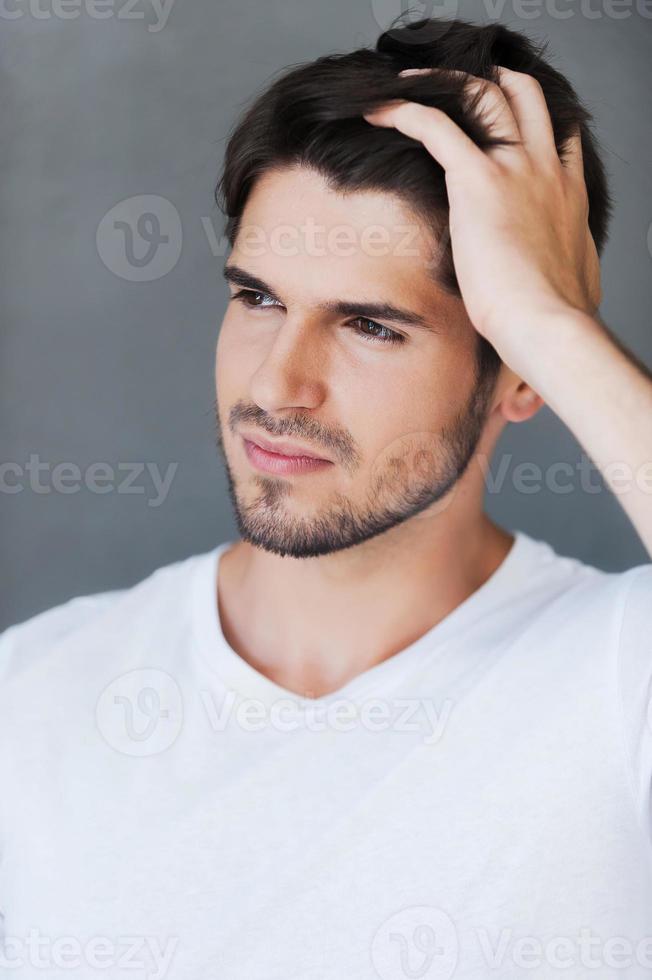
[222,263,441,333]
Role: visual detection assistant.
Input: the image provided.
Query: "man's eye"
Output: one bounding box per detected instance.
[349,317,405,345]
[231,292,404,346]
[232,289,281,309]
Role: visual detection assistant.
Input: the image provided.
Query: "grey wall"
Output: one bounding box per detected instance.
[2,0,651,630]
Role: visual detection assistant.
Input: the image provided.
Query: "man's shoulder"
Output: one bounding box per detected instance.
[519,529,652,597]
[523,533,652,648]
[500,531,652,645]
[0,546,222,688]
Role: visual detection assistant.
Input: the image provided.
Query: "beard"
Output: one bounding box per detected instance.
[214,371,496,560]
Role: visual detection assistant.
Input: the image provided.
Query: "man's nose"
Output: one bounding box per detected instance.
[248,314,329,414]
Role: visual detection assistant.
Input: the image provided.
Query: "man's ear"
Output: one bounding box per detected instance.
[493,365,545,423]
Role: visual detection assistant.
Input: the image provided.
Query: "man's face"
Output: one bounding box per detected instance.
[215,164,498,559]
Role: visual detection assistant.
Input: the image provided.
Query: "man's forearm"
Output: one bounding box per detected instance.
[518,309,652,558]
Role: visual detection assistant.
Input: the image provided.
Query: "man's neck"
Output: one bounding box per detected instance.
[216,515,514,699]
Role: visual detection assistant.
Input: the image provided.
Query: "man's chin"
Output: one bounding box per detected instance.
[237,530,370,561]
[229,495,411,560]
[230,507,341,560]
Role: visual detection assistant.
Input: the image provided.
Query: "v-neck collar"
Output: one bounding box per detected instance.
[191,529,544,710]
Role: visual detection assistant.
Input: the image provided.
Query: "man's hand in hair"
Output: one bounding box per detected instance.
[365,70,652,556]
[364,65,601,368]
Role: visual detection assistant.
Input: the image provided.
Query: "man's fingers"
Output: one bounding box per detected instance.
[494,67,559,166]
[398,68,434,77]
[397,65,566,172]
[396,66,525,157]
[364,100,488,175]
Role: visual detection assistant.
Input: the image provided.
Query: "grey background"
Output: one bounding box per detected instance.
[1,0,651,631]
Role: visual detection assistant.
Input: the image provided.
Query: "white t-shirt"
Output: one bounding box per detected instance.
[1,529,651,980]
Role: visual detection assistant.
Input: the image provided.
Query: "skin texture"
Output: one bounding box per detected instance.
[213,65,652,698]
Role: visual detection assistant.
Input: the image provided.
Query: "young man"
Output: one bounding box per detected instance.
[1,16,651,980]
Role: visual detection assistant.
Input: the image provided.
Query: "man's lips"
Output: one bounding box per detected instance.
[240,430,331,461]
[240,431,334,476]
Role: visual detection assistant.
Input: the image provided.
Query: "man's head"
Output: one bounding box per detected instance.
[213,17,611,559]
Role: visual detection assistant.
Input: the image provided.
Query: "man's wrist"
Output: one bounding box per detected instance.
[488,303,606,391]
[516,305,630,422]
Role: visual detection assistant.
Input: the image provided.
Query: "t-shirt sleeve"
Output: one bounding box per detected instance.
[0,591,123,687]
[617,563,652,842]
